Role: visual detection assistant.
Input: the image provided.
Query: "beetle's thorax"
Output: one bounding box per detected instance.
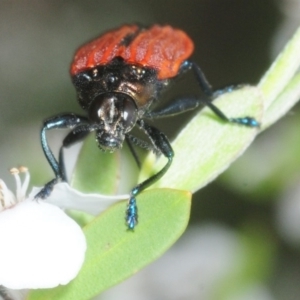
[72,57,169,113]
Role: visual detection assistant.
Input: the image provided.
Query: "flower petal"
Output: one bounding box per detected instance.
[0,179,16,211]
[30,182,129,215]
[0,200,86,289]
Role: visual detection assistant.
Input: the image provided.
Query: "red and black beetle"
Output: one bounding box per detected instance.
[36,24,259,229]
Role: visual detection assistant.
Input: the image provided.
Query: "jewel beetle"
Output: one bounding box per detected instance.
[36,24,259,229]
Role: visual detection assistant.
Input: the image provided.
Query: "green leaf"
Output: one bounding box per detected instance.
[262,72,300,130]
[257,26,300,130]
[27,188,191,300]
[258,26,300,109]
[140,86,263,192]
[71,134,120,194]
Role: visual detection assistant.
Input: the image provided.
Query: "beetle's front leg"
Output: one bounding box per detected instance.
[35,113,88,199]
[126,120,174,229]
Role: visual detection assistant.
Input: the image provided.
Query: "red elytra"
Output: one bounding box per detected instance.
[70,24,194,80]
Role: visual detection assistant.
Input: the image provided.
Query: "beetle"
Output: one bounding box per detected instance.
[35,24,259,229]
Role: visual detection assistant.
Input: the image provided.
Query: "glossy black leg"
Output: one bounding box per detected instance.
[191,61,260,127]
[126,120,174,229]
[147,61,259,127]
[35,113,88,199]
[126,136,141,169]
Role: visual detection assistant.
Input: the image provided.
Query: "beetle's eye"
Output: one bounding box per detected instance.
[122,97,137,132]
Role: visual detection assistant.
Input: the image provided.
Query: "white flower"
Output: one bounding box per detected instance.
[29,182,129,216]
[0,167,87,290]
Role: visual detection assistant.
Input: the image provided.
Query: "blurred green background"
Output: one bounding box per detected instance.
[1,1,300,299]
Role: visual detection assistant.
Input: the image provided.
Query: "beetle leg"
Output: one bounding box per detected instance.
[145,96,203,118]
[125,136,142,169]
[190,61,260,126]
[59,126,92,181]
[35,113,89,199]
[150,61,259,127]
[126,120,174,230]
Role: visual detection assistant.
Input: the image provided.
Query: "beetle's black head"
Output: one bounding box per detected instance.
[88,92,137,152]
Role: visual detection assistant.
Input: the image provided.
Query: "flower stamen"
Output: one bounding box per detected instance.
[9,166,30,203]
[10,167,22,201]
[18,166,30,202]
[0,167,30,211]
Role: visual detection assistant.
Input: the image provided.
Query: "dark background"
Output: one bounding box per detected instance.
[1,1,300,299]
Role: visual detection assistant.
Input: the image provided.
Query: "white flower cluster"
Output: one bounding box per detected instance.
[0,167,86,290]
